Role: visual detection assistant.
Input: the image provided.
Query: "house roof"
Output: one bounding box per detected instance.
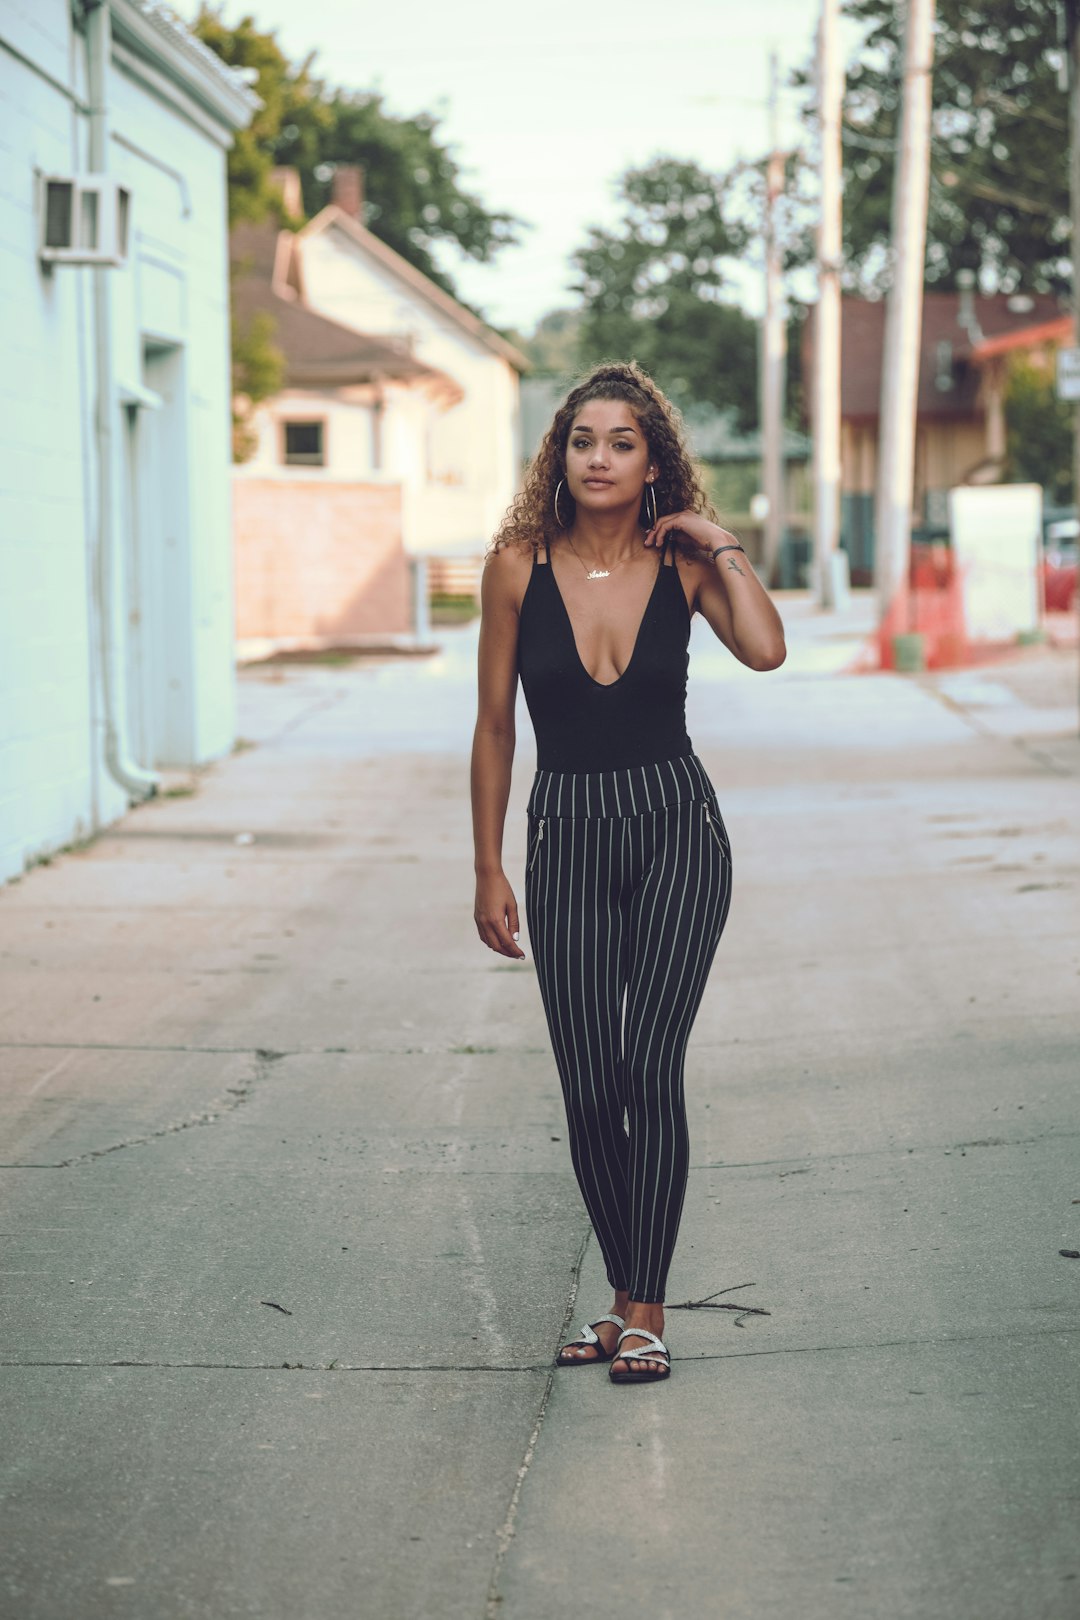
[231,221,462,398]
[971,315,1073,362]
[812,292,1066,421]
[298,206,530,372]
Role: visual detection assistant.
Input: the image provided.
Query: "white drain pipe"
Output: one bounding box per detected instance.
[84,0,160,800]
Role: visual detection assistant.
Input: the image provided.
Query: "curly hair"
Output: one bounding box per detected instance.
[488,360,718,557]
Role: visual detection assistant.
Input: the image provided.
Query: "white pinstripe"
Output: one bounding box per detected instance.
[524,754,733,1303]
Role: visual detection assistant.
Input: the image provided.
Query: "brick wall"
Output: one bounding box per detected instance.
[233,479,412,640]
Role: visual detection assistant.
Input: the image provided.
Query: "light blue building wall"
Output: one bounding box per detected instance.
[0,0,256,884]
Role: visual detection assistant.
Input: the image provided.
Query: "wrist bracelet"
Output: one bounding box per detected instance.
[710,543,745,560]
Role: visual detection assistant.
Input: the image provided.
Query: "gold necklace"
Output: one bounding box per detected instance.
[566,536,636,581]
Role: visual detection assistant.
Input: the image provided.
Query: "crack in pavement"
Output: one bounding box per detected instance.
[3,1048,288,1168]
[0,1041,385,1055]
[260,686,354,746]
[484,1228,590,1619]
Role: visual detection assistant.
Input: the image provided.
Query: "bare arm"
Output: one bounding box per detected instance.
[646,513,786,671]
[471,546,527,959]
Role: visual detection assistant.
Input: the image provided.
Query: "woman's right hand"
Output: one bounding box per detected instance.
[474,872,526,959]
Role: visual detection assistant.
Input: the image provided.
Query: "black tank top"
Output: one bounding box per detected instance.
[517,535,694,772]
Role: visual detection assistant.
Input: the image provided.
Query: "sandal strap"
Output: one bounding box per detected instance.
[615,1328,669,1365]
[616,1327,667,1354]
[567,1313,625,1348]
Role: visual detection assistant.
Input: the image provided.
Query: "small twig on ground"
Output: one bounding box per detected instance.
[668,1283,771,1327]
[260,1299,293,1315]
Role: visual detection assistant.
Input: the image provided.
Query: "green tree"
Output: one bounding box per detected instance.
[1004,355,1074,503]
[193,9,324,460]
[807,0,1069,295]
[513,309,585,377]
[194,8,526,459]
[192,8,327,224]
[570,158,758,426]
[193,7,523,298]
[230,308,284,462]
[279,92,521,296]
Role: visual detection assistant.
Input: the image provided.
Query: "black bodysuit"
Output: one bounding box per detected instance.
[517,535,694,772]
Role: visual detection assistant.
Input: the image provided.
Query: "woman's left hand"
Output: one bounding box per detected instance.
[644,510,741,559]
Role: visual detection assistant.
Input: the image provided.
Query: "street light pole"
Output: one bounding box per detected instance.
[812,0,845,609]
[760,49,787,589]
[873,0,935,663]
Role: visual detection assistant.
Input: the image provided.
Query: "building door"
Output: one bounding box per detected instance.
[128,341,194,766]
[119,399,153,767]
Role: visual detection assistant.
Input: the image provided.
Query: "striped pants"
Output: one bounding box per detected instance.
[524,753,733,1304]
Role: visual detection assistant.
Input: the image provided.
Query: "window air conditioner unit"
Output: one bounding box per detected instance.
[38,174,131,266]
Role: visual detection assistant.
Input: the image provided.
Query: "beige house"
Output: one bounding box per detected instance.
[231,217,462,651]
[231,168,528,651]
[281,166,526,557]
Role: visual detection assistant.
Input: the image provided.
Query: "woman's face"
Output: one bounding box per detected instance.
[563,398,657,516]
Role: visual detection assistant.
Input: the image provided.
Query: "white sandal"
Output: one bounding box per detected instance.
[609,1326,671,1384]
[555,1313,626,1367]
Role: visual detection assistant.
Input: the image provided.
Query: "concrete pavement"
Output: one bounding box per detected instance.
[1,590,1078,1619]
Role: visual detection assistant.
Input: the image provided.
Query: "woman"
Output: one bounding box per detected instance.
[471,361,786,1385]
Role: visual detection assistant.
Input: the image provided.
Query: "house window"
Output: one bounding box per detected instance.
[283,420,325,466]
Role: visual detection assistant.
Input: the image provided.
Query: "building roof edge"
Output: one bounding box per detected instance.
[107,0,261,130]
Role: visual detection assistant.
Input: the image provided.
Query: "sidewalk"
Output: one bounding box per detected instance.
[1,592,1078,1619]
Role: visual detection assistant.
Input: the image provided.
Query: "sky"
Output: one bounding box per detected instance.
[178,0,864,334]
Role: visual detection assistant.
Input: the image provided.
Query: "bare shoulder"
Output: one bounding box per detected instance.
[482,539,536,613]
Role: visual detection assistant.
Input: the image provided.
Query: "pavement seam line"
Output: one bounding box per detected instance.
[4,1324,1078,1375]
[483,1228,591,1617]
[914,675,1077,779]
[3,1127,1073,1172]
[690,1128,1078,1170]
[3,1001,1077,1055]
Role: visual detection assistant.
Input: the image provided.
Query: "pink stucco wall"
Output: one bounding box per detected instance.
[233,479,411,639]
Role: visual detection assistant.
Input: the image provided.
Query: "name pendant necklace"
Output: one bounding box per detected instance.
[566,536,635,581]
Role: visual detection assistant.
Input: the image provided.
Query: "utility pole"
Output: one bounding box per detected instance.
[760,49,787,590]
[1065,0,1080,729]
[873,0,935,661]
[812,0,847,609]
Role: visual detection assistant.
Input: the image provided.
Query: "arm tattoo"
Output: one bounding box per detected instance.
[725,557,746,576]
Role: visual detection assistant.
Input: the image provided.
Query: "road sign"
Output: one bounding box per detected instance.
[1056,346,1080,400]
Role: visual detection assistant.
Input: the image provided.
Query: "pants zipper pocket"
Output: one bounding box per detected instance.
[702,801,729,855]
[527,816,546,872]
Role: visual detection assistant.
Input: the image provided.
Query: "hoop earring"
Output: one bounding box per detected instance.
[645,481,658,529]
[554,478,569,529]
